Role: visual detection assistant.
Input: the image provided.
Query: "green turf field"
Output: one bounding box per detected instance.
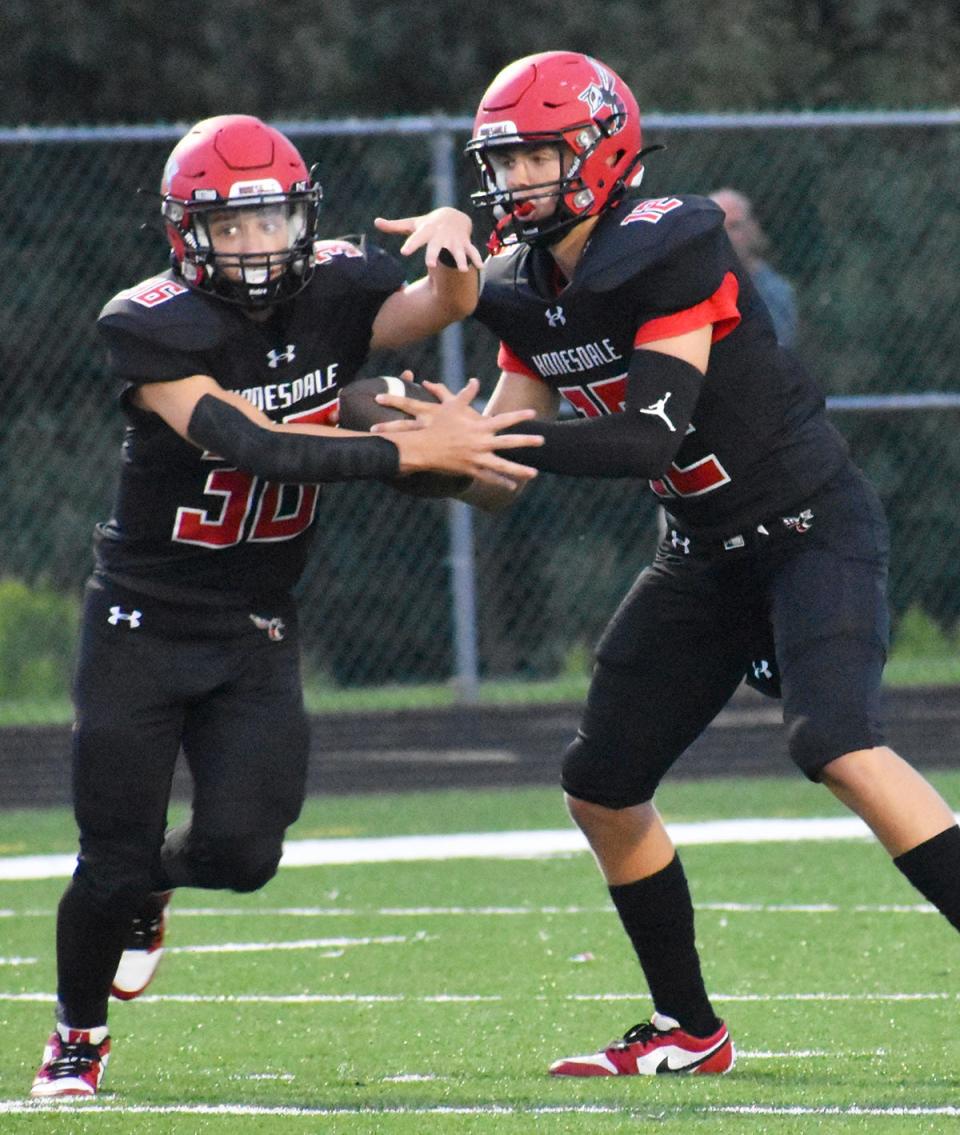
[3,773,960,1132]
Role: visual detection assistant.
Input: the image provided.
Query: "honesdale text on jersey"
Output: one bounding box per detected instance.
[530,339,623,378]
[238,362,340,414]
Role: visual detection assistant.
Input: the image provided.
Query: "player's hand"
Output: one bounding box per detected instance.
[374,208,483,272]
[365,370,422,434]
[376,377,542,488]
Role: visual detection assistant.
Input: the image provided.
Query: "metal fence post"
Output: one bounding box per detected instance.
[430,123,480,703]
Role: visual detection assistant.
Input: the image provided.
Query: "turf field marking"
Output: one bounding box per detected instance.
[0,956,35,966]
[745,1049,886,1058]
[7,812,960,882]
[170,901,934,916]
[1,990,953,1006]
[3,1101,959,1118]
[280,818,876,866]
[147,900,943,917]
[708,1106,960,1117]
[573,991,953,1003]
[167,934,410,955]
[1,902,941,920]
[233,1073,295,1082]
[0,815,886,881]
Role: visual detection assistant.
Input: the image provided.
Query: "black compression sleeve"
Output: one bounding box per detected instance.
[505,351,704,477]
[187,394,400,483]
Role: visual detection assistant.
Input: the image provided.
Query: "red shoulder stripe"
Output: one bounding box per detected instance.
[497,341,544,381]
[633,271,741,347]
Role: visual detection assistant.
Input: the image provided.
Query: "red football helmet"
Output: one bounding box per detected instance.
[160,115,322,307]
[467,52,646,251]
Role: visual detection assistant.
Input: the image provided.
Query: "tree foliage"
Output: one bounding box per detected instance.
[3,0,959,126]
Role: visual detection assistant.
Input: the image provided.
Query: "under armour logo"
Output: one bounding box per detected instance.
[266,345,296,369]
[670,529,690,555]
[107,606,142,628]
[545,306,566,327]
[752,659,773,681]
[639,392,676,431]
[250,613,286,642]
[782,509,814,533]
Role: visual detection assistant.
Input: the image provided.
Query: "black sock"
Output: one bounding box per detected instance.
[608,855,720,1037]
[894,825,960,931]
[55,878,129,1027]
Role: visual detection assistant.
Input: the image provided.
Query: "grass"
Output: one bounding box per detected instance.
[880,655,960,687]
[2,652,959,727]
[3,772,960,1131]
[0,666,595,725]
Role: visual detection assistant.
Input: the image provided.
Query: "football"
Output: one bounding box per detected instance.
[337,376,472,498]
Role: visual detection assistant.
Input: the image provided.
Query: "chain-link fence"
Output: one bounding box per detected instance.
[1,112,958,699]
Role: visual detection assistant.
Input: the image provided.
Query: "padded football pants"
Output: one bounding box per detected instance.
[70,578,310,912]
[561,465,891,808]
[56,577,309,1027]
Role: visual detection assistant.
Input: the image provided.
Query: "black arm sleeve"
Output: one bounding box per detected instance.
[505,351,704,478]
[187,394,401,483]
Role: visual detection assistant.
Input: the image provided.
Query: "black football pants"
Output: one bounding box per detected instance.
[71,578,310,907]
[562,466,891,807]
[56,578,309,1025]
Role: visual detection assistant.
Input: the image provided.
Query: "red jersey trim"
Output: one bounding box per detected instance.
[633,271,741,347]
[497,341,545,381]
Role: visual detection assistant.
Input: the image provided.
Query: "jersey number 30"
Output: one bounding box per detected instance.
[173,469,318,547]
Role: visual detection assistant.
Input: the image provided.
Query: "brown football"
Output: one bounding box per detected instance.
[337,376,471,498]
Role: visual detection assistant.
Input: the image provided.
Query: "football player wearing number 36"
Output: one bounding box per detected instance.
[30,114,542,1099]
[380,50,960,1079]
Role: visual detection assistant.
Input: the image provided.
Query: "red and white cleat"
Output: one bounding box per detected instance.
[111,890,172,1000]
[30,1024,111,1097]
[549,1011,735,1076]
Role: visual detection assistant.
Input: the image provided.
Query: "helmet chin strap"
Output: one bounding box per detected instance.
[625,144,665,188]
[485,143,663,255]
[486,184,577,253]
[486,209,517,255]
[486,205,590,256]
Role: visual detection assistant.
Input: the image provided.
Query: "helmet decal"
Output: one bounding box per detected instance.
[577,61,628,135]
[476,120,520,141]
[226,178,285,198]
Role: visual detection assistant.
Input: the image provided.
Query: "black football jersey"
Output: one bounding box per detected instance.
[94,239,405,603]
[475,195,850,538]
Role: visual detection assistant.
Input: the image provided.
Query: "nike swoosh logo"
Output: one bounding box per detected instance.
[653,1038,727,1074]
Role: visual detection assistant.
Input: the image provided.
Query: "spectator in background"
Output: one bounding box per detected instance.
[709,187,798,349]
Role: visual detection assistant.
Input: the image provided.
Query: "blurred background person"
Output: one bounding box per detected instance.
[709,188,798,349]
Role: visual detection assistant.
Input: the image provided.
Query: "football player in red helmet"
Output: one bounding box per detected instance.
[466,51,648,252]
[30,114,542,1099]
[380,50,960,1081]
[160,115,322,308]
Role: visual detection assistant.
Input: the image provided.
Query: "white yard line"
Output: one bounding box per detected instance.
[1,990,955,1006]
[0,901,940,918]
[167,934,409,954]
[0,815,882,881]
[3,1101,959,1118]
